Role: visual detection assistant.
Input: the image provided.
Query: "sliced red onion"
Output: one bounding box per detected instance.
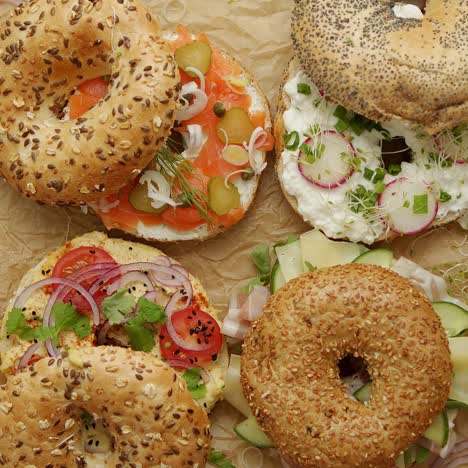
[222,316,251,340]
[239,285,270,321]
[89,263,191,299]
[165,359,212,383]
[97,321,112,346]
[153,255,172,266]
[17,342,42,370]
[164,289,188,317]
[106,271,154,296]
[169,263,189,278]
[432,441,468,468]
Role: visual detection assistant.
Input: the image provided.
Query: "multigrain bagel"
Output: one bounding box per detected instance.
[0,0,180,205]
[241,264,452,468]
[0,346,211,467]
[291,0,468,134]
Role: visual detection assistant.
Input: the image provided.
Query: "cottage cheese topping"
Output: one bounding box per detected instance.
[280,72,468,244]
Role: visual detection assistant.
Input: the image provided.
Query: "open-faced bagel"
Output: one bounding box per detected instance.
[274,58,467,244]
[0,346,211,466]
[241,264,452,467]
[93,28,273,243]
[0,0,179,205]
[291,0,468,134]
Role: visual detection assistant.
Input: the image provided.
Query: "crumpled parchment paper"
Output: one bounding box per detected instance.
[0,0,466,466]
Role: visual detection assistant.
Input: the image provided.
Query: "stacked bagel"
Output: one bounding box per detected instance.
[275,0,468,244]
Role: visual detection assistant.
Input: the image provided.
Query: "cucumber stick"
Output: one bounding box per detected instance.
[223,355,275,448]
[424,410,449,448]
[300,229,366,270]
[352,248,394,268]
[353,383,372,402]
[234,417,274,448]
[448,337,468,405]
[432,302,468,337]
[270,261,286,293]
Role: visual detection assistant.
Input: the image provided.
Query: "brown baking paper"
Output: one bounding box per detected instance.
[0,0,466,466]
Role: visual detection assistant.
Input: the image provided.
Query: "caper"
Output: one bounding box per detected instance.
[128,183,168,214]
[216,107,254,145]
[241,168,255,181]
[213,102,226,118]
[208,177,241,216]
[175,40,212,77]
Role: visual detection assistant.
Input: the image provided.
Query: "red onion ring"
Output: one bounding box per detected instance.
[432,441,468,468]
[17,342,42,370]
[153,255,172,266]
[89,263,192,302]
[169,263,189,278]
[164,290,213,352]
[105,271,155,296]
[165,359,212,383]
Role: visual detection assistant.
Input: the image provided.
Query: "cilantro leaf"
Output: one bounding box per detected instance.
[208,449,235,468]
[123,298,166,352]
[52,302,92,339]
[101,289,136,325]
[124,324,155,352]
[182,367,207,400]
[413,194,428,214]
[6,308,27,336]
[250,244,271,277]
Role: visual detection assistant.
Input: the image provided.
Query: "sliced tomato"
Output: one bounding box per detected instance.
[159,306,223,366]
[52,246,117,313]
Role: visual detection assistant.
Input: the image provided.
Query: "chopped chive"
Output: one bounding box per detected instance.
[413,194,428,214]
[403,200,410,208]
[364,168,374,181]
[333,105,348,121]
[374,181,386,194]
[284,131,300,151]
[297,83,311,95]
[334,119,350,133]
[439,190,452,203]
[387,164,402,176]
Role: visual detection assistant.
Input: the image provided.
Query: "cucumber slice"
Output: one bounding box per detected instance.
[432,302,468,337]
[395,454,405,468]
[223,355,251,417]
[300,229,366,270]
[353,383,371,402]
[275,240,303,281]
[352,248,394,268]
[234,417,274,448]
[448,337,468,405]
[446,399,468,410]
[424,410,449,448]
[270,261,286,293]
[415,446,430,464]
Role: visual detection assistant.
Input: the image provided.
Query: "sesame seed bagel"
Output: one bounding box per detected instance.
[0,346,211,467]
[0,0,180,205]
[291,0,468,134]
[241,264,452,468]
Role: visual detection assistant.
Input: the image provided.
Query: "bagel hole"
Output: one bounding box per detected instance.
[381,136,412,169]
[338,354,371,400]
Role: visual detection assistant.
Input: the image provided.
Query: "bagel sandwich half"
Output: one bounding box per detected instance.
[92,26,274,242]
[275,58,467,245]
[0,231,228,412]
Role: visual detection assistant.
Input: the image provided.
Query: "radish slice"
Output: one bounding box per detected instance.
[433,125,468,164]
[378,178,438,235]
[298,131,356,189]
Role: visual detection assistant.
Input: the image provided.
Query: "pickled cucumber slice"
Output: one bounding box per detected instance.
[129,183,168,214]
[175,40,212,77]
[216,108,254,145]
[208,177,240,216]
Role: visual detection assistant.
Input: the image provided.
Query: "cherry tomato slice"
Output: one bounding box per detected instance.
[160,306,223,366]
[51,246,117,313]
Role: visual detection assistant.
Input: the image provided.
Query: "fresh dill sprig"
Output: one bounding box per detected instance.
[156,144,212,224]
